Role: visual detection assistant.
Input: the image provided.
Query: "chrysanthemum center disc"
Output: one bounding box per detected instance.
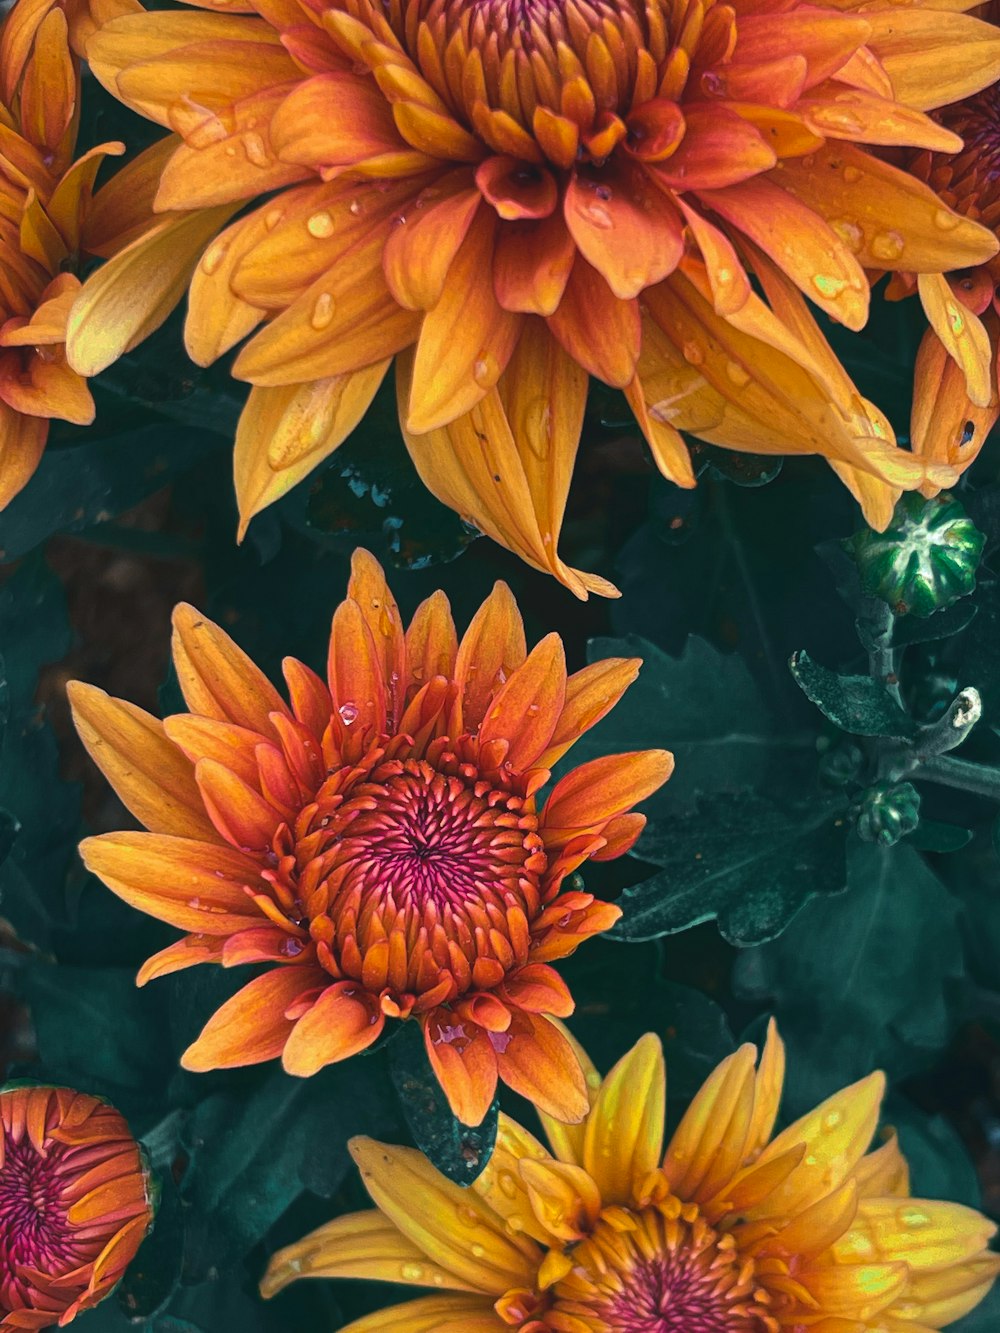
[0,1134,75,1301]
[550,1207,771,1333]
[377,0,668,137]
[286,755,547,1001]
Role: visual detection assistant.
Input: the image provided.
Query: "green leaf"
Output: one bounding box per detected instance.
[389,1021,498,1185]
[907,820,973,853]
[0,426,223,561]
[891,600,978,648]
[886,1096,981,1208]
[789,649,917,738]
[180,1061,393,1278]
[573,635,793,815]
[614,792,848,946]
[734,840,965,1112]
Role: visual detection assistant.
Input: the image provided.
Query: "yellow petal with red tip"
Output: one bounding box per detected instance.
[67,681,217,839]
[348,1138,539,1294]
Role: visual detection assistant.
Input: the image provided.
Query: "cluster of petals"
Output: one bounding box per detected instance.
[891,73,1000,495]
[261,1022,1000,1333]
[0,1085,152,1330]
[69,549,672,1125]
[0,0,154,509]
[62,0,1000,587]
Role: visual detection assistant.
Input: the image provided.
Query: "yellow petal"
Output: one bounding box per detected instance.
[322,1295,503,1333]
[473,1114,553,1247]
[892,1255,1000,1326]
[835,1198,996,1271]
[67,680,217,839]
[853,1131,910,1199]
[519,1159,601,1244]
[260,1211,477,1298]
[348,1138,540,1294]
[917,272,993,409]
[799,1260,909,1321]
[234,363,391,538]
[171,603,288,733]
[663,1044,757,1204]
[748,1072,885,1222]
[66,205,237,376]
[583,1033,664,1206]
[745,1018,786,1158]
[866,10,1000,111]
[536,1023,602,1168]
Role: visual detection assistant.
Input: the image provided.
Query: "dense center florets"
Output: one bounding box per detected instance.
[551,1207,769,1333]
[280,752,548,1001]
[0,1135,75,1297]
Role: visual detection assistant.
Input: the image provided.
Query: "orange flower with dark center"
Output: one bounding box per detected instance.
[66,0,1000,589]
[68,550,672,1125]
[0,1085,152,1330]
[898,79,1000,489]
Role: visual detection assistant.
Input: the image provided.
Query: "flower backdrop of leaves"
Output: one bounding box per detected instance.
[4,0,1000,1328]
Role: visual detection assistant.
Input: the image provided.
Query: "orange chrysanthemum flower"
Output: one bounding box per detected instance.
[68,549,672,1125]
[0,1084,152,1330]
[261,1024,1000,1333]
[894,79,1000,493]
[65,0,1000,589]
[0,0,147,509]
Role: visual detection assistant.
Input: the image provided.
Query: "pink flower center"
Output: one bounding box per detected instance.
[0,1134,76,1309]
[550,1207,774,1333]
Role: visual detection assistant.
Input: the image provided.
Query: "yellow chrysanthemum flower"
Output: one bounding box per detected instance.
[261,1023,1000,1333]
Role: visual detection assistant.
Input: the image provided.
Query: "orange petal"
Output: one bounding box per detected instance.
[774,143,999,273]
[478,632,566,769]
[171,602,289,733]
[0,353,94,426]
[404,590,458,693]
[564,160,684,300]
[406,208,523,433]
[910,324,997,495]
[650,104,776,190]
[184,210,271,366]
[540,658,641,768]
[327,596,387,742]
[181,965,325,1070]
[453,579,526,734]
[540,750,674,840]
[865,9,1000,111]
[347,548,407,725]
[917,271,993,409]
[500,963,573,1018]
[495,1011,588,1123]
[493,211,576,316]
[382,173,481,311]
[67,680,217,839]
[546,257,640,388]
[78,831,264,934]
[423,1010,499,1127]
[136,934,227,986]
[282,982,385,1075]
[697,177,868,330]
[196,757,283,851]
[234,362,391,538]
[82,136,180,258]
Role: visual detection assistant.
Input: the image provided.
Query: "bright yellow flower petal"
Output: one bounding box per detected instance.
[348,1138,540,1295]
[663,1042,757,1204]
[520,1159,601,1244]
[835,1198,997,1271]
[260,1211,478,1298]
[582,1033,665,1206]
[473,1114,553,1248]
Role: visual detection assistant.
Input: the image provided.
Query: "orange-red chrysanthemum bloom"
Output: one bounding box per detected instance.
[0,1085,152,1330]
[68,549,672,1126]
[261,1024,1000,1333]
[0,0,149,509]
[893,80,1000,492]
[66,0,1000,589]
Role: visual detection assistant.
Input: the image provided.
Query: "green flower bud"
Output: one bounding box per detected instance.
[848,493,985,618]
[853,781,921,847]
[818,740,865,789]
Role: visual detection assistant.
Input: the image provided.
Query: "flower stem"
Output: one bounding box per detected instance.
[918,754,1000,801]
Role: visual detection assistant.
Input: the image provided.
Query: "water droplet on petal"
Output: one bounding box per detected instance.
[725,360,750,387]
[339,701,359,725]
[473,352,499,388]
[400,1263,424,1281]
[813,273,848,298]
[200,239,229,276]
[311,292,335,330]
[681,340,704,365]
[243,132,270,167]
[869,231,904,262]
[831,219,863,253]
[934,207,961,231]
[307,210,335,238]
[842,164,862,184]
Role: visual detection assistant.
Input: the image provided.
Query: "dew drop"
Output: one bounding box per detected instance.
[585,203,613,229]
[842,164,862,184]
[681,340,704,365]
[471,1243,486,1258]
[869,230,904,262]
[813,273,848,298]
[200,239,229,276]
[307,210,335,238]
[822,1109,843,1131]
[339,701,359,725]
[933,207,961,231]
[243,132,270,167]
[831,219,863,253]
[946,301,965,336]
[498,1171,519,1199]
[311,292,335,330]
[349,198,364,216]
[897,1206,930,1228]
[473,352,499,387]
[725,360,750,387]
[400,1263,424,1281]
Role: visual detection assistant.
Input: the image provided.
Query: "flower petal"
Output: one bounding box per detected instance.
[540,750,674,842]
[452,579,526,734]
[495,1011,588,1124]
[282,982,385,1075]
[181,965,327,1070]
[664,1044,757,1203]
[539,658,641,768]
[348,1137,539,1293]
[917,271,993,409]
[546,256,640,388]
[478,633,566,770]
[423,1010,499,1127]
[171,603,289,733]
[79,831,264,934]
[583,1033,665,1205]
